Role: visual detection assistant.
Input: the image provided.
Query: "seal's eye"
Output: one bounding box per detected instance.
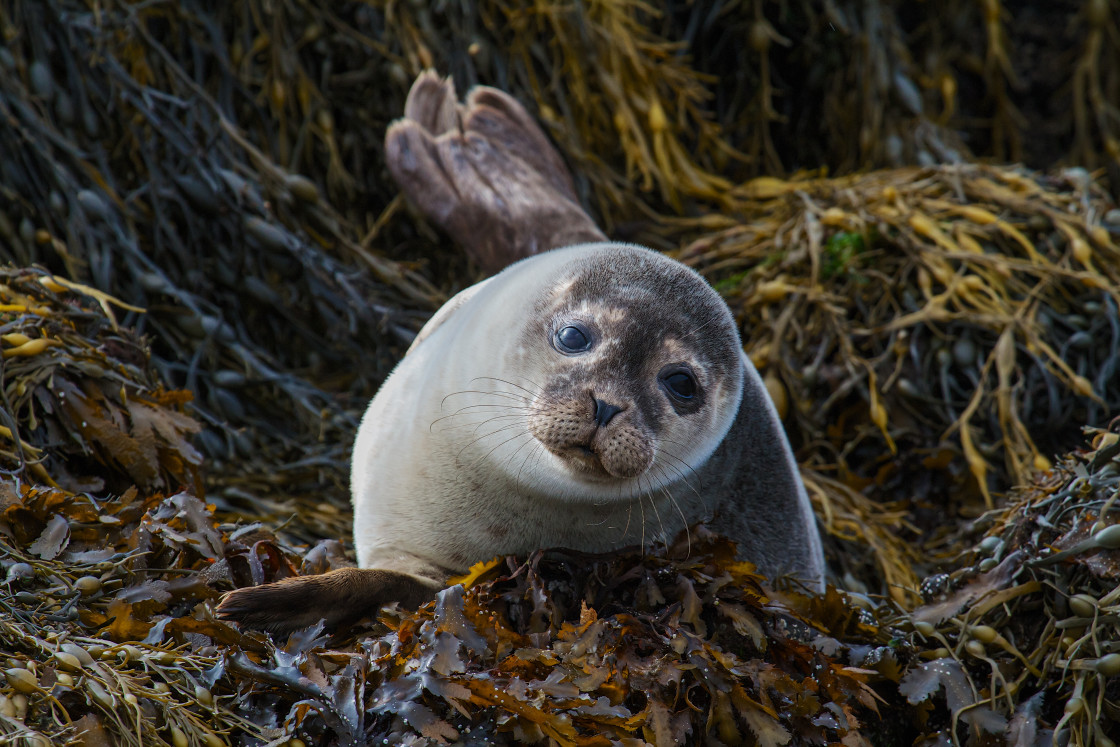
[660,369,697,400]
[555,324,592,353]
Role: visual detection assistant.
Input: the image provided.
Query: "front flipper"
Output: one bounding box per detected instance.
[215,567,441,635]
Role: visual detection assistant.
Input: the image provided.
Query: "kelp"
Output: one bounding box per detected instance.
[0,0,438,531]
[895,421,1120,746]
[679,164,1120,602]
[669,1,1120,176]
[0,483,274,747]
[0,267,200,497]
[229,531,897,746]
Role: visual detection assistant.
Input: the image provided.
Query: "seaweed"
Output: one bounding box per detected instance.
[679,164,1120,601]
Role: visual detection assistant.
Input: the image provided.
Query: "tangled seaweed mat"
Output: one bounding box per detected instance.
[3,0,1119,605]
[678,163,1120,604]
[894,423,1120,747]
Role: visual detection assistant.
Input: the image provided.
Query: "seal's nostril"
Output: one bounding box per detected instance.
[592,398,623,427]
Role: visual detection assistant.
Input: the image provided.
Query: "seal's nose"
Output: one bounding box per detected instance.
[592,398,623,427]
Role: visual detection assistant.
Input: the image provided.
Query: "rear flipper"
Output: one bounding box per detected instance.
[385,70,606,274]
[215,567,441,635]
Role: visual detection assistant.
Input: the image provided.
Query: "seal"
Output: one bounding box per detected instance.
[217,242,825,632]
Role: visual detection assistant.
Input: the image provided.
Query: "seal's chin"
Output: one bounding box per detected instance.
[550,443,647,481]
[517,441,670,503]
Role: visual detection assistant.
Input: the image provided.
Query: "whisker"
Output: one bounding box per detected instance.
[656,449,706,510]
[438,413,527,437]
[653,464,691,558]
[469,430,533,470]
[454,421,530,460]
[620,480,634,540]
[515,441,546,495]
[677,310,726,343]
[651,453,692,491]
[471,376,561,407]
[441,389,531,409]
[657,438,706,483]
[637,475,647,551]
[644,480,669,553]
[468,414,528,435]
[431,406,530,431]
[503,434,540,489]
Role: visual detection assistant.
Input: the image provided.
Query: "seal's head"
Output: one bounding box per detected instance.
[509,244,744,500]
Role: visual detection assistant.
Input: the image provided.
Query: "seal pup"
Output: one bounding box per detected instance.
[217,242,824,632]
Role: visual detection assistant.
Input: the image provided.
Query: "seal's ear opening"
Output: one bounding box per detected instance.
[215,567,439,635]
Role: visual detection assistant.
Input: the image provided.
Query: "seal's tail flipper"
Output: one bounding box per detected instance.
[385,71,606,274]
[215,567,440,635]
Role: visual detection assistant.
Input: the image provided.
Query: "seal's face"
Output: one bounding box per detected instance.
[515,249,744,499]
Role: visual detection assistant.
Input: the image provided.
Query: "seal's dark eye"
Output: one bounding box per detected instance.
[555,324,592,353]
[661,370,697,400]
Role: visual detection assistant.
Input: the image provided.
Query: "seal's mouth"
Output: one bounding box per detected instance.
[560,443,610,476]
[555,441,640,481]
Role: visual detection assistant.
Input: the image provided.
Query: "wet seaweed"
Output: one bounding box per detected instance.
[896,421,1120,746]
[679,164,1120,602]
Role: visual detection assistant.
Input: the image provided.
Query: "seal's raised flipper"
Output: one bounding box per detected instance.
[215,567,440,635]
[385,71,605,273]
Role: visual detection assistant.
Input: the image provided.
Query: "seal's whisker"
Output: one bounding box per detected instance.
[471,376,561,406]
[652,463,691,558]
[502,435,540,490]
[636,475,648,552]
[445,403,534,413]
[654,448,706,511]
[468,414,529,436]
[473,375,545,394]
[500,429,536,468]
[621,500,634,539]
[651,452,697,494]
[678,310,725,342]
[439,414,527,437]
[430,406,529,431]
[454,422,530,461]
[618,478,634,539]
[631,477,663,553]
[585,504,615,527]
[642,477,671,554]
[528,438,550,487]
[655,437,705,484]
[441,389,532,409]
[467,430,534,470]
[513,441,546,496]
